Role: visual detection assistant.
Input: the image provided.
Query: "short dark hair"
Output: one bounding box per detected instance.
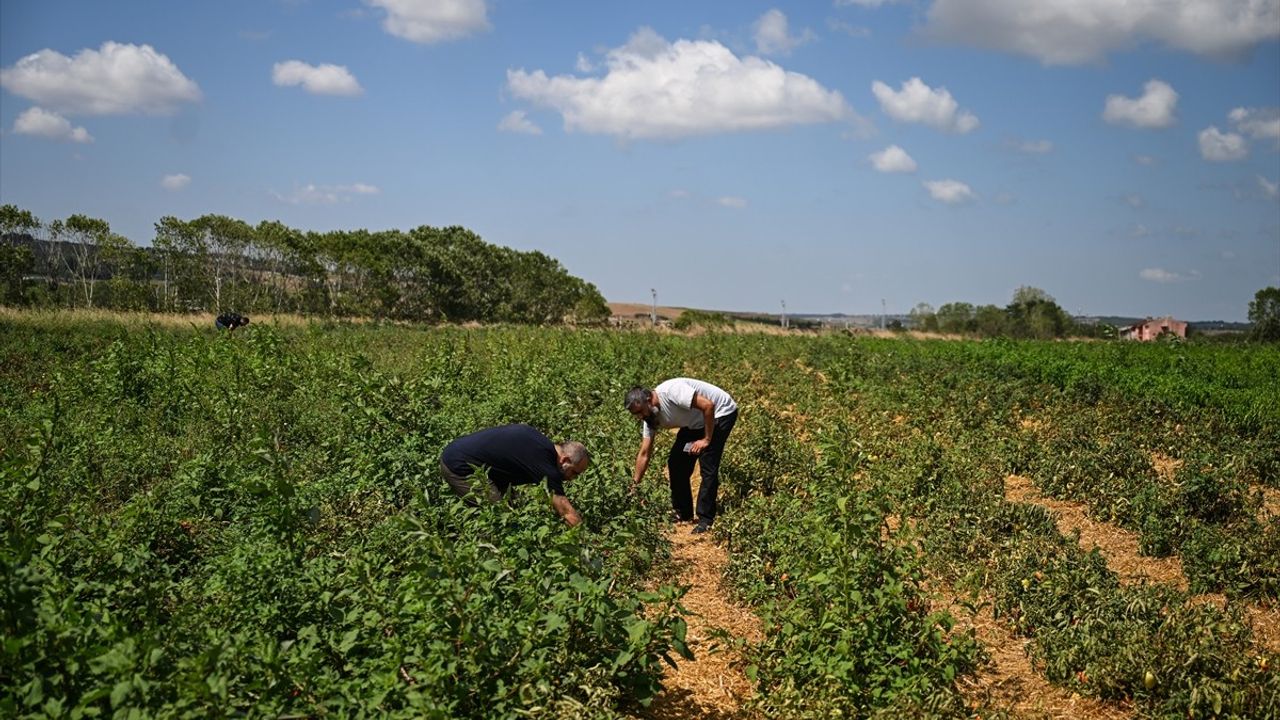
[624,386,651,410]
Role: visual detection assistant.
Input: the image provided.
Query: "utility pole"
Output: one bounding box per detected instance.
[881,298,886,330]
[650,288,657,327]
[781,300,788,329]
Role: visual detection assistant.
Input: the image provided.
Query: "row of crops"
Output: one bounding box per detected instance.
[2,316,1277,717]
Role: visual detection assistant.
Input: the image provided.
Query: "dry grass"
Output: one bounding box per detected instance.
[1003,475,1280,655]
[0,307,319,329]
[638,477,763,720]
[928,584,1134,720]
[1004,475,1187,589]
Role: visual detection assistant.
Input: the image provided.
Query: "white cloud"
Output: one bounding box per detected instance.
[272,61,363,96]
[753,9,815,56]
[1228,107,1280,144]
[923,179,976,203]
[507,27,857,140]
[1008,138,1053,154]
[871,77,978,133]
[994,192,1016,205]
[13,106,92,142]
[869,144,917,173]
[0,42,200,115]
[161,173,191,190]
[1133,154,1157,166]
[922,0,1280,65]
[836,0,906,6]
[272,183,380,205]
[668,189,691,199]
[1140,267,1200,283]
[575,53,595,73]
[717,196,748,209]
[1130,224,1151,238]
[1123,193,1145,209]
[1260,175,1280,199]
[498,110,541,135]
[364,0,489,44]
[827,19,871,37]
[1198,126,1248,161]
[1103,80,1177,129]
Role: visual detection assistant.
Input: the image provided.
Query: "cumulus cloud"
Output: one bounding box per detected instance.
[272,60,363,96]
[1260,175,1280,199]
[364,0,489,44]
[923,179,976,203]
[717,196,748,209]
[1199,126,1248,161]
[1229,107,1280,144]
[13,106,92,142]
[506,27,857,140]
[161,174,191,190]
[753,9,815,56]
[1008,138,1053,154]
[0,42,201,116]
[498,110,541,135]
[871,77,978,133]
[272,183,381,205]
[1140,267,1200,283]
[922,0,1280,65]
[827,19,871,37]
[1103,80,1177,129]
[869,144,917,173]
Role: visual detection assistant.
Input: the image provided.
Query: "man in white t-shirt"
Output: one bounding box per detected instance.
[625,378,739,534]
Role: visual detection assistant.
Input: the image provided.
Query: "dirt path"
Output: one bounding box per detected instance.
[929,585,1133,720]
[1003,474,1280,655]
[1004,475,1187,589]
[641,519,762,720]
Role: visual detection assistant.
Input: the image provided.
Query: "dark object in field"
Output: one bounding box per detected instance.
[215,313,250,331]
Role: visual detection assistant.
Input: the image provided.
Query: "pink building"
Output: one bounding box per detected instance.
[1119,316,1188,341]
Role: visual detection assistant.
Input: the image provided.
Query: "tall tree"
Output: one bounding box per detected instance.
[909,302,938,332]
[1249,286,1280,342]
[50,214,121,308]
[0,205,41,305]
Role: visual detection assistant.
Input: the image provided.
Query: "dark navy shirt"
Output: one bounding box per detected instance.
[441,424,565,496]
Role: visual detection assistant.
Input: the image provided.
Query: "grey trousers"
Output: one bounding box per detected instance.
[440,460,505,506]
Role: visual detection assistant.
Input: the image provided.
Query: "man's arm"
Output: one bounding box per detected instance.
[551,494,581,527]
[632,434,654,487]
[687,393,716,454]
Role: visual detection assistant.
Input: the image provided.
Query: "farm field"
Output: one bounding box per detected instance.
[2,314,1278,718]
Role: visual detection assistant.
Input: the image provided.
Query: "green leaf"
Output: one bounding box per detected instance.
[110,680,131,708]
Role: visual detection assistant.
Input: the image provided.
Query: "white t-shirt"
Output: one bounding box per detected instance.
[641,378,738,439]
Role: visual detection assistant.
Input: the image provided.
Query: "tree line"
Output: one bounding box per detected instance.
[908,286,1108,340]
[0,204,610,324]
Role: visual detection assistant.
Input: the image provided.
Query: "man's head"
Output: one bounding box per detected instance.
[556,441,590,481]
[624,386,655,422]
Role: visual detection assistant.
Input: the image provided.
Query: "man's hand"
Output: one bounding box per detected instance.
[688,438,710,455]
[552,495,581,527]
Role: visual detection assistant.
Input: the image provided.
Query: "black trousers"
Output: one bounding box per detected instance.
[667,410,738,525]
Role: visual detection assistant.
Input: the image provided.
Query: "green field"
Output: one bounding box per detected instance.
[2,315,1277,718]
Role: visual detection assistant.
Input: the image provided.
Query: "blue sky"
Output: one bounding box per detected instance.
[1,0,1278,321]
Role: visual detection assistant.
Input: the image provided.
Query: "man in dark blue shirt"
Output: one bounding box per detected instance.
[440,424,587,526]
